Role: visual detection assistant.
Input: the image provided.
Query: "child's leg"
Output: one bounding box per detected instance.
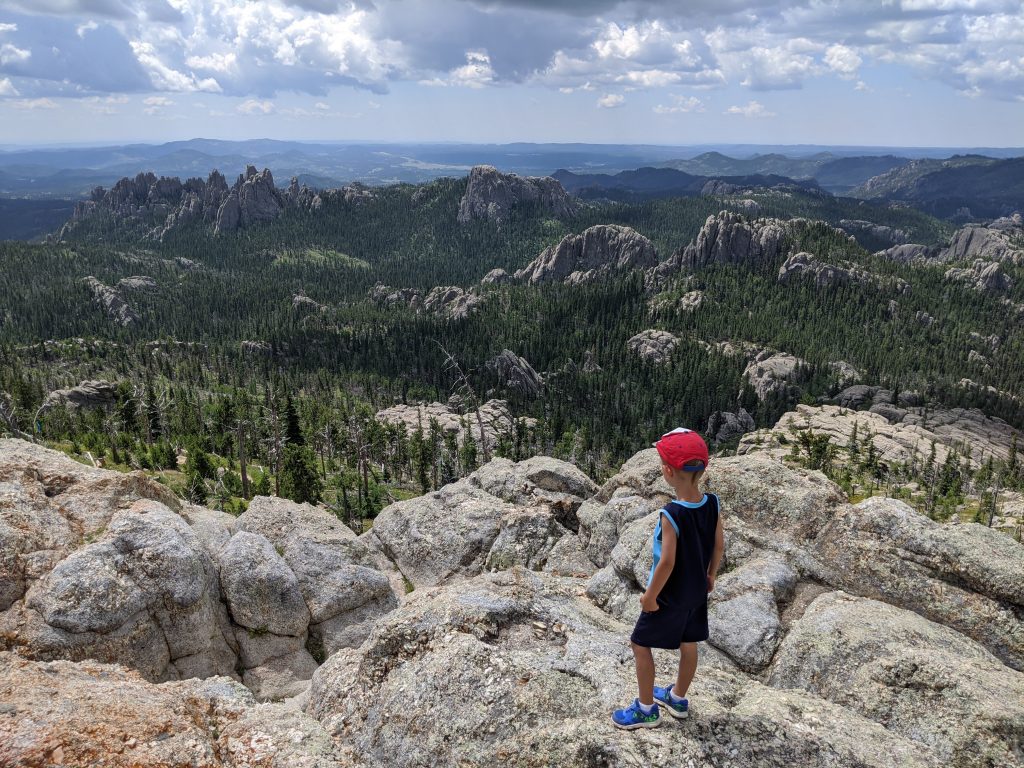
[675,642,698,697]
[631,641,655,705]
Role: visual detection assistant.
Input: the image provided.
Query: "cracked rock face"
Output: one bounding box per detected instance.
[0,438,397,704]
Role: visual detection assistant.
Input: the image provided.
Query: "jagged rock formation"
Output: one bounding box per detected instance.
[941,218,1024,264]
[740,402,1023,469]
[57,167,371,243]
[707,408,756,446]
[39,380,119,412]
[874,243,940,263]
[368,284,483,320]
[627,329,680,364]
[375,399,533,448]
[481,267,513,285]
[422,285,484,320]
[117,275,158,291]
[485,350,544,398]
[457,165,577,224]
[81,276,140,326]
[742,351,806,400]
[945,259,1013,292]
[292,293,327,313]
[657,211,788,275]
[778,251,910,292]
[0,439,397,703]
[838,219,909,244]
[514,224,657,285]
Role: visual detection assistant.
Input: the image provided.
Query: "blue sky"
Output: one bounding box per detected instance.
[0,0,1022,146]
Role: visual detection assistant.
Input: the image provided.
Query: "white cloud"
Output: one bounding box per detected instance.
[185,52,238,73]
[725,99,775,117]
[237,98,274,114]
[536,21,724,91]
[855,79,872,91]
[0,43,31,66]
[143,94,173,114]
[84,94,128,113]
[130,40,222,92]
[450,50,495,88]
[315,101,330,110]
[0,77,19,97]
[76,20,98,38]
[0,23,17,34]
[12,97,58,110]
[597,92,624,108]
[653,94,704,113]
[824,44,862,77]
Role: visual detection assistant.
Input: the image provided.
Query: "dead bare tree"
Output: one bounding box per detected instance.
[436,342,490,463]
[0,392,32,441]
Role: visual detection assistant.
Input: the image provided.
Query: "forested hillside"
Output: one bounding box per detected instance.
[1,172,1021,527]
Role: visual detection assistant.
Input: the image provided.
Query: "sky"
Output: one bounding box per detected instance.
[0,0,1022,147]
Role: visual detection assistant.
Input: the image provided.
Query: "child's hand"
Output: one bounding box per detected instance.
[706,574,716,593]
[640,591,660,612]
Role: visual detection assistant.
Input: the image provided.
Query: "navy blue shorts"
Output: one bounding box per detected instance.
[630,601,709,649]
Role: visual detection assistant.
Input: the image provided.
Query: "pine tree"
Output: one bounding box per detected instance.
[280,443,323,504]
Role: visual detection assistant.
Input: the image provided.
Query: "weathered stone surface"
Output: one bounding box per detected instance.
[778,251,909,292]
[770,592,1024,767]
[481,267,512,285]
[940,221,1024,264]
[422,285,483,320]
[458,164,577,224]
[742,351,806,401]
[81,276,139,326]
[485,349,544,397]
[740,402,1023,469]
[809,497,1024,670]
[375,398,533,449]
[706,408,755,446]
[40,379,119,412]
[945,259,1013,292]
[0,652,342,767]
[515,224,658,285]
[658,211,788,274]
[307,570,939,768]
[218,532,310,637]
[243,648,320,702]
[0,439,396,707]
[838,219,909,244]
[369,457,595,588]
[874,243,939,263]
[627,329,680,364]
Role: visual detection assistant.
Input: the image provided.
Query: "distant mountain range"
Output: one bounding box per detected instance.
[1,138,1021,200]
[852,156,1024,219]
[552,167,823,202]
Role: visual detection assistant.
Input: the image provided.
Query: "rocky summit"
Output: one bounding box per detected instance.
[514,224,658,285]
[1,436,1022,767]
[458,165,577,224]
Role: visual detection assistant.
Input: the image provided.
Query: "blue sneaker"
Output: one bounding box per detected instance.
[653,684,689,719]
[611,699,661,730]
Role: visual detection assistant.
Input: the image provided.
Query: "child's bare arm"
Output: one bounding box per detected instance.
[707,515,725,592]
[641,516,676,612]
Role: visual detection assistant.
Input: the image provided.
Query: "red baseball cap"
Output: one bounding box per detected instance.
[654,428,709,471]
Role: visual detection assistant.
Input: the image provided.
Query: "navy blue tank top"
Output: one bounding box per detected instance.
[646,494,720,609]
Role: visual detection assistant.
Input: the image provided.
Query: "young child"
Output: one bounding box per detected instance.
[612,427,724,729]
